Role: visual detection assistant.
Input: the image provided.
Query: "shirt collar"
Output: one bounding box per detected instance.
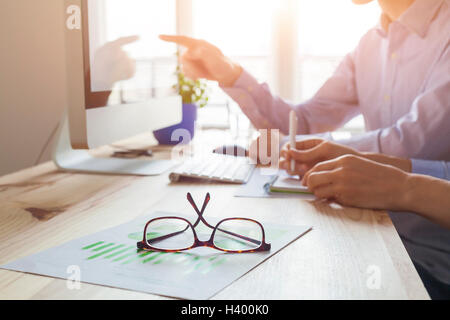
[376,0,444,38]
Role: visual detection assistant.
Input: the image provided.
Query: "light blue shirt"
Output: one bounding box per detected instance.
[390,160,450,285]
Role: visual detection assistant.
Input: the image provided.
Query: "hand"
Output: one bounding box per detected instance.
[280,139,359,176]
[279,138,412,176]
[91,36,139,90]
[159,35,242,87]
[302,155,410,211]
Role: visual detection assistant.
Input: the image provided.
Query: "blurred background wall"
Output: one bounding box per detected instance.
[0,0,66,176]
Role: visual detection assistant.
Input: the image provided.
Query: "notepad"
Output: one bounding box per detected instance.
[269,174,312,195]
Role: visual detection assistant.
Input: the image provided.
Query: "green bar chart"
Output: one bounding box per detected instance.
[81,240,226,275]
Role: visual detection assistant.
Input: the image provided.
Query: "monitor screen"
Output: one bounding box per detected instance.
[82,0,178,109]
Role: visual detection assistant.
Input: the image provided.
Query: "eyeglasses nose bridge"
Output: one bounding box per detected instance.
[195,240,209,247]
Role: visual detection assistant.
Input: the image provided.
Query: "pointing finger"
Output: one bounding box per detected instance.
[159,34,199,47]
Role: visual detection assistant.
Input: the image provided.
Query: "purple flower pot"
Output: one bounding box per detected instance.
[153,103,197,145]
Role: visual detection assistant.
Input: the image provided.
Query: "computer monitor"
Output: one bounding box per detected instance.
[56,0,183,175]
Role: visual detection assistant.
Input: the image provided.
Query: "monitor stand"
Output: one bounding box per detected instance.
[52,112,179,176]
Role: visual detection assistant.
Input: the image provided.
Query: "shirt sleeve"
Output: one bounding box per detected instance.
[411,160,450,181]
[221,52,360,136]
[337,45,450,158]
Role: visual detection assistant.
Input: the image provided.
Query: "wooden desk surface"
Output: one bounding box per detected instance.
[0,131,429,300]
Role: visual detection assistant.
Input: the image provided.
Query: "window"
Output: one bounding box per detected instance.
[192,0,274,130]
[191,0,380,133]
[89,0,381,133]
[297,0,380,100]
[296,0,380,133]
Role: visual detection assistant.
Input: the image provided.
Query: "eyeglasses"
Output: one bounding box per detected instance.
[137,193,271,253]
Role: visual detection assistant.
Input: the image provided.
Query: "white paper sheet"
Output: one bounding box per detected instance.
[1,212,311,300]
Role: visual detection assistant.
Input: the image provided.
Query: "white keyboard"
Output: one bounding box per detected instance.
[169,154,255,184]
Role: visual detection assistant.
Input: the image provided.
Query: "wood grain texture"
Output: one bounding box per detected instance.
[0,131,429,300]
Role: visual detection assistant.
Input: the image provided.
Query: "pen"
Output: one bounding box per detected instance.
[289,110,297,172]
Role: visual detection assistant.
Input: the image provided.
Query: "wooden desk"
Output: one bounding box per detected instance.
[0,131,429,300]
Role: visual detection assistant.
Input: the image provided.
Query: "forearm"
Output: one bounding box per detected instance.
[341,77,450,159]
[221,70,302,134]
[222,69,360,136]
[401,174,450,229]
[358,155,450,228]
[361,152,412,172]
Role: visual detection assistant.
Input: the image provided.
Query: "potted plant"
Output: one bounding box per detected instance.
[153,62,209,145]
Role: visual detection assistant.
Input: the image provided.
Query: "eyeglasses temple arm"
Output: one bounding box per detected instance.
[144,225,268,252]
[215,227,262,246]
[185,193,268,247]
[147,225,262,247]
[187,193,215,229]
[187,193,264,246]
[145,225,190,245]
[200,193,210,215]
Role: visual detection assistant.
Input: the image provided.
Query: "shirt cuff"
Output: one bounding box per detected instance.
[411,159,448,180]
